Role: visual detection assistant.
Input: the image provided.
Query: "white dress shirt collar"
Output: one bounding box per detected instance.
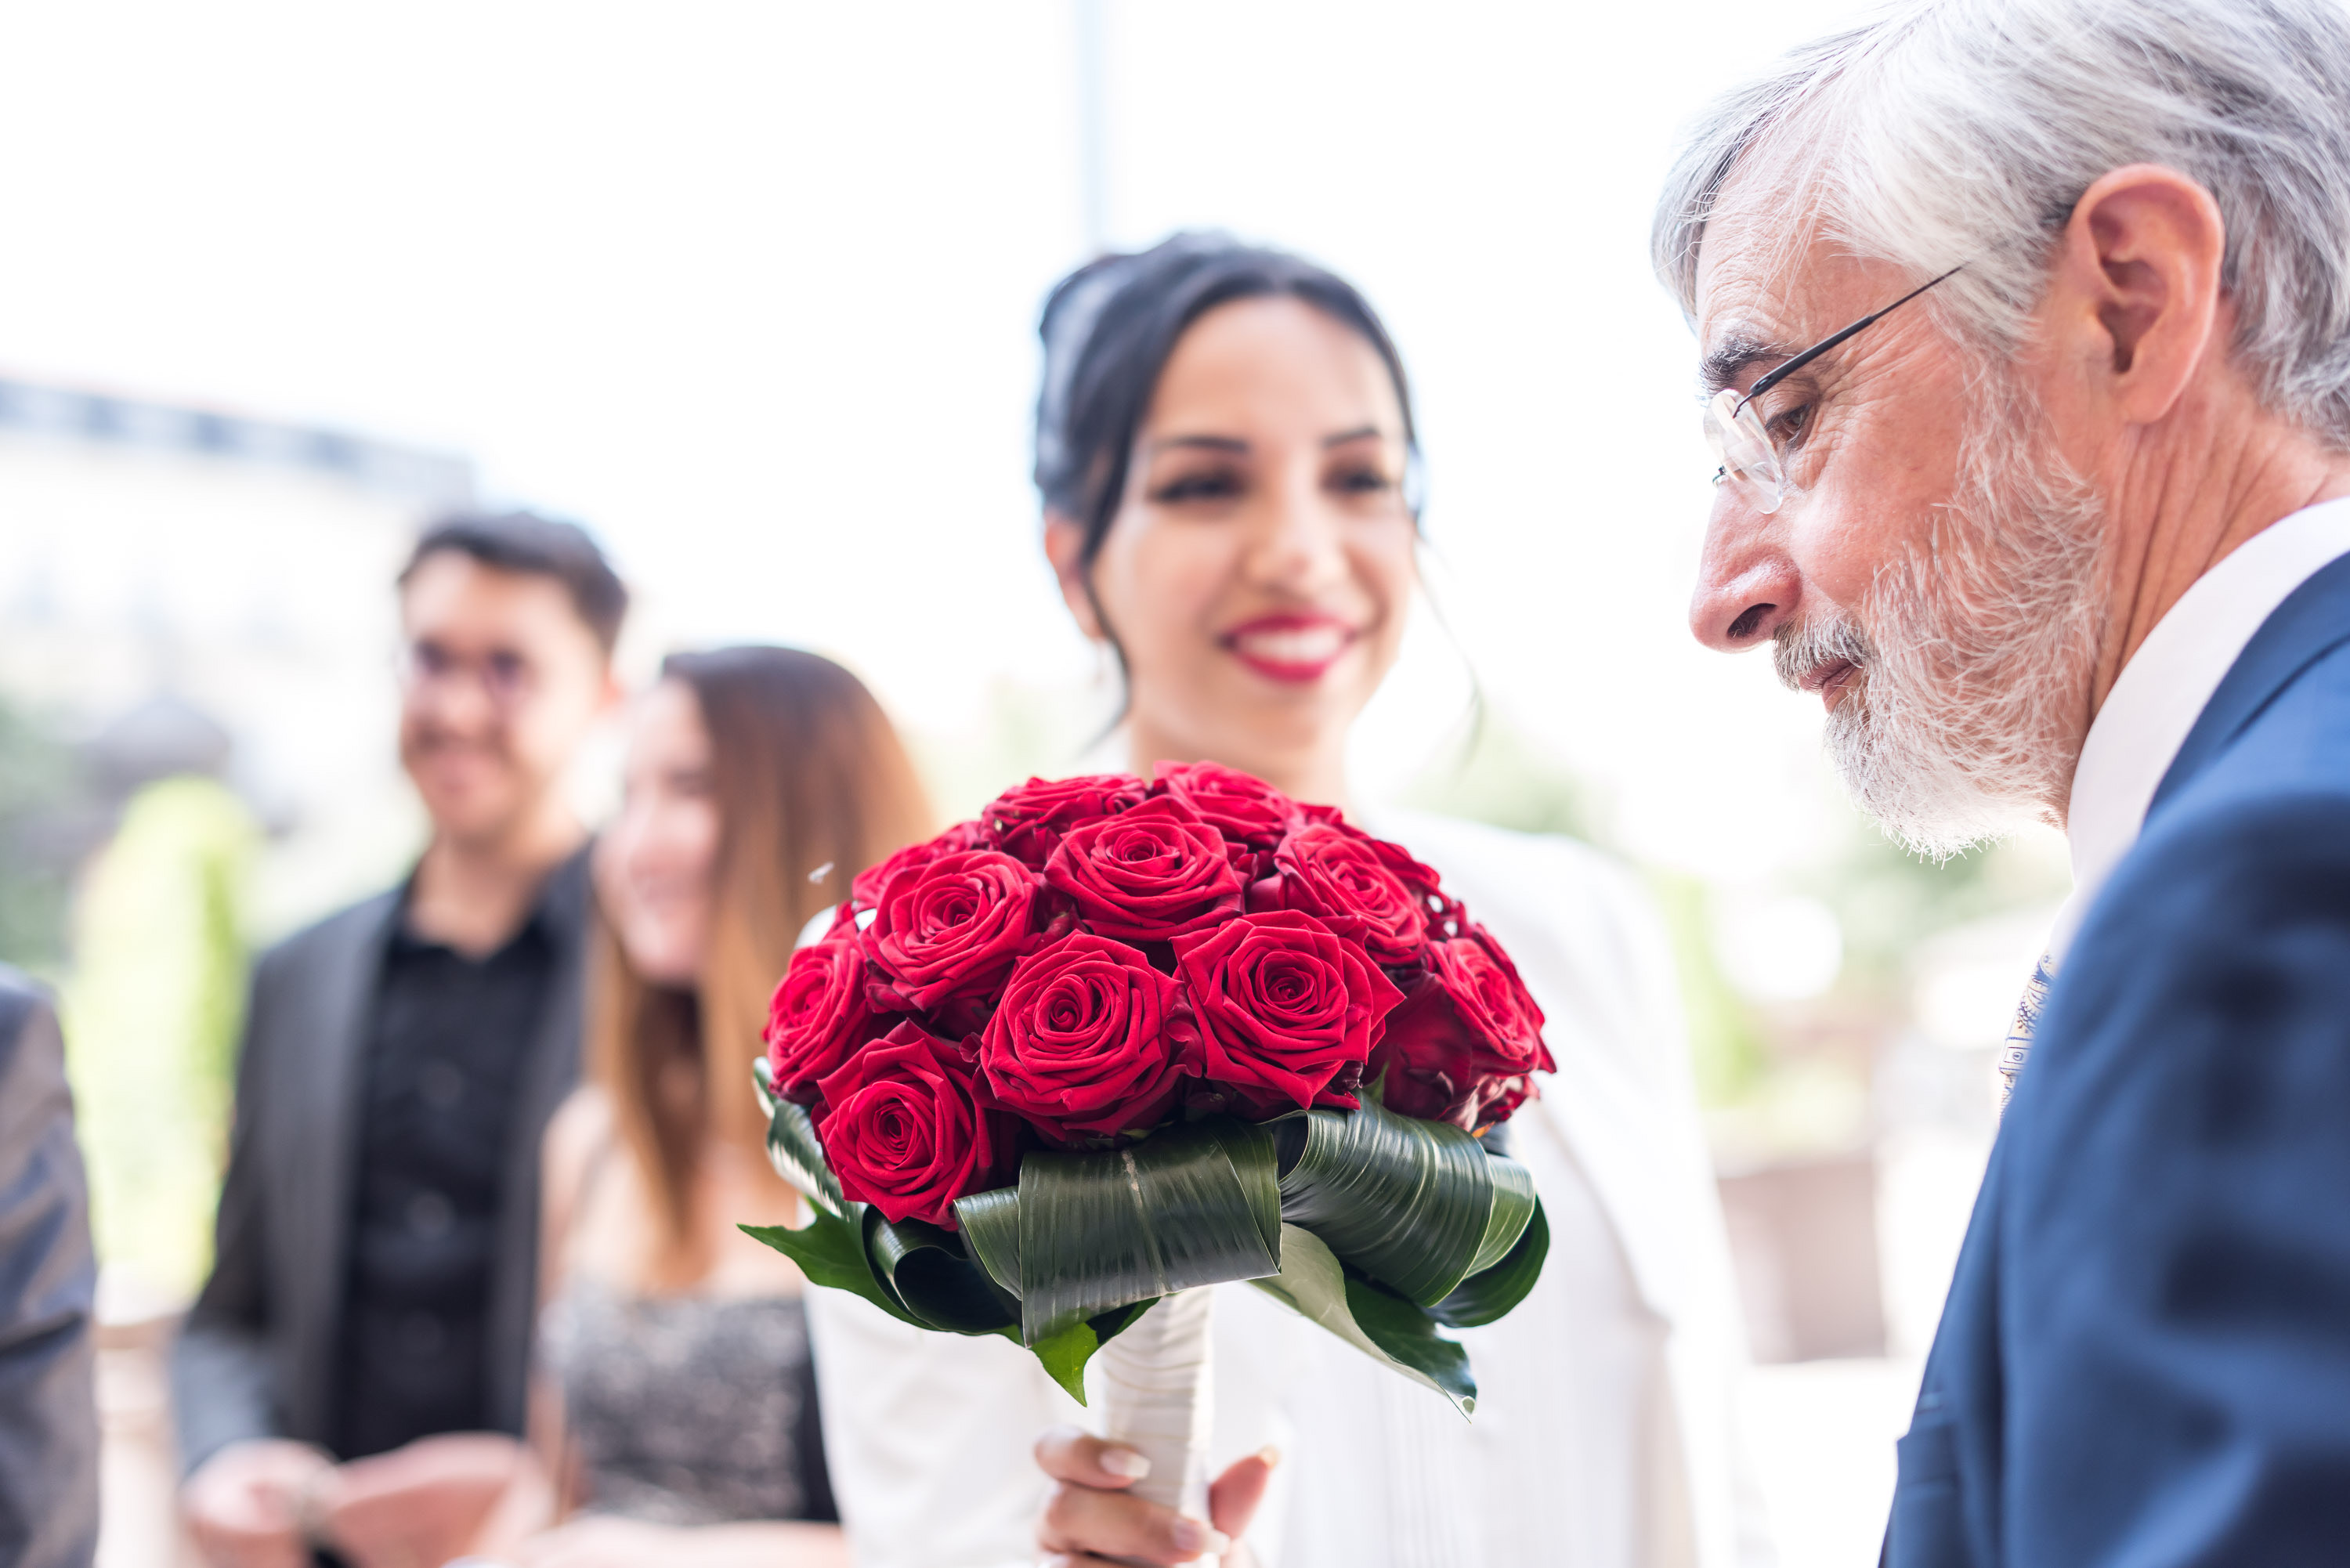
[2053,495,2350,956]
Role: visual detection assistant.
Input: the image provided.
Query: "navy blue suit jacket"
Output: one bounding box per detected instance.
[1885,551,2350,1566]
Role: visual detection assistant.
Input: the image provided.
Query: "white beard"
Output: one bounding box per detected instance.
[1775,388,2108,859]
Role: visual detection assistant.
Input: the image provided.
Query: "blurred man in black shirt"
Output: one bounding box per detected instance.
[175,513,626,1568]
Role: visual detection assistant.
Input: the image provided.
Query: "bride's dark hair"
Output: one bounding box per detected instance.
[1033,232,1423,573]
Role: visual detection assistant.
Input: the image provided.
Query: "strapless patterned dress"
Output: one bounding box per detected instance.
[537,1281,835,1524]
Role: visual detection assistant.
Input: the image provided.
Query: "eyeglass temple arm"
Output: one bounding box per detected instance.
[1736,265,1965,414]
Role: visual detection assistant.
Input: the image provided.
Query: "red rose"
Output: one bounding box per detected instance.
[980,933,1188,1143]
[765,938,876,1107]
[1360,833,1461,941]
[866,849,1039,1010]
[849,821,989,912]
[1255,822,1430,966]
[1373,927,1553,1129]
[1173,909,1404,1118]
[1044,795,1246,943]
[815,1020,1014,1229]
[1152,761,1297,854]
[983,773,1149,870]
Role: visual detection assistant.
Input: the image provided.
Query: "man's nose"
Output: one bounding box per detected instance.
[1689,500,1803,652]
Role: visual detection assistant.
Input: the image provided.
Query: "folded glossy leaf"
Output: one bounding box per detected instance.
[1248,1223,1475,1418]
[866,1211,1020,1335]
[1274,1093,1534,1307]
[1014,1117,1282,1344]
[740,1209,916,1330]
[1430,1198,1549,1329]
[753,1066,847,1218]
[953,1186,1024,1299]
[1470,1154,1539,1276]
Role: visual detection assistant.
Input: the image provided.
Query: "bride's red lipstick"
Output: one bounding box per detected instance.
[1219,613,1358,684]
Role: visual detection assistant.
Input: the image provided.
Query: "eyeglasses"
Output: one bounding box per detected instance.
[396,640,537,712]
[1706,264,1964,515]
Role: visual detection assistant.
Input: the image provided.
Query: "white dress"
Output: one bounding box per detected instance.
[804,810,1769,1567]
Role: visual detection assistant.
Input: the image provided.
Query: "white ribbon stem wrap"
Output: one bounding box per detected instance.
[1094,1287,1215,1530]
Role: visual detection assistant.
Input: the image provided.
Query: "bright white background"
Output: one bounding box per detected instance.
[0,0,1871,863]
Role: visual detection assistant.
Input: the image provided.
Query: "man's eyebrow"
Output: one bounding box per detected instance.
[1321,425,1383,447]
[1700,332,1799,396]
[1146,434,1249,455]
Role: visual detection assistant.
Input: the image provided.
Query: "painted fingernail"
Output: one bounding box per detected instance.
[1100,1446,1152,1480]
[1172,1519,1232,1556]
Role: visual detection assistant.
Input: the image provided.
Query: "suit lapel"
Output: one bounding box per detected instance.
[284,891,398,1444]
[2152,551,2350,811]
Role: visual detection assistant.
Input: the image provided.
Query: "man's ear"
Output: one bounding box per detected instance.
[1043,510,1105,641]
[2053,162,2226,426]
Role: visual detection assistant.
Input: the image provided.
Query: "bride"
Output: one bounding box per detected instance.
[806,233,1768,1568]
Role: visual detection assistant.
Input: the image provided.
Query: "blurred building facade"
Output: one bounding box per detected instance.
[0,374,470,944]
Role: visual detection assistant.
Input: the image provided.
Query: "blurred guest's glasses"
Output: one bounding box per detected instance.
[396,641,536,711]
[1707,264,1964,514]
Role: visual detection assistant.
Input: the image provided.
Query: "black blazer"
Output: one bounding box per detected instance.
[1884,555,2350,1564]
[172,852,590,1473]
[0,966,99,1568]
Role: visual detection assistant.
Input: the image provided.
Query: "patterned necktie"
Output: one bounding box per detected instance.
[2000,953,2057,1107]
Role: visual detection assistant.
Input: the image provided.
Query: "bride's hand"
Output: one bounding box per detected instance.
[1033,1428,1276,1566]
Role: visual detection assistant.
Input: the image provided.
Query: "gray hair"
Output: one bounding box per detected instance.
[1652,0,2350,449]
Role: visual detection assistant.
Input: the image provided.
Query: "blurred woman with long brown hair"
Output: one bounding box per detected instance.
[483,645,931,1567]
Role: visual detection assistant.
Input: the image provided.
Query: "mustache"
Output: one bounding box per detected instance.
[1773,611,1875,693]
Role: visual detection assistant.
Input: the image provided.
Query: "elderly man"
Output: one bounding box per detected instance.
[1655,1,2350,1563]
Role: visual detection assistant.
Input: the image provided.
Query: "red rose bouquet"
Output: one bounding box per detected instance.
[747,763,1555,1518]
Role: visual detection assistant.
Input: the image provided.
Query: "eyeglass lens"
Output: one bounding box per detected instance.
[1705,388,1786,515]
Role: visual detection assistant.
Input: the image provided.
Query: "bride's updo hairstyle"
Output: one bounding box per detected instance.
[1033,232,1424,574]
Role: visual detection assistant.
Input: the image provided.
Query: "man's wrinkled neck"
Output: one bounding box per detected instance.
[2085,392,2350,717]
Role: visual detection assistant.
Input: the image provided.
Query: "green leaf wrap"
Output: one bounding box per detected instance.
[755,1072,848,1219]
[953,1186,1024,1299]
[866,1211,1020,1333]
[1247,1224,1476,1416]
[739,1209,918,1329]
[1273,1093,1538,1306]
[1000,1116,1282,1344]
[748,1060,1548,1411]
[1430,1198,1549,1329]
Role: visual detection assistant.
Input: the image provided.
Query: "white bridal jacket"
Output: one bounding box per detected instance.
[804,809,1768,1568]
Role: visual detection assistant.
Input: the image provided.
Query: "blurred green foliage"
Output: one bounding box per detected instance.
[63,775,257,1295]
[1647,872,1773,1107]
[1798,806,2070,999]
